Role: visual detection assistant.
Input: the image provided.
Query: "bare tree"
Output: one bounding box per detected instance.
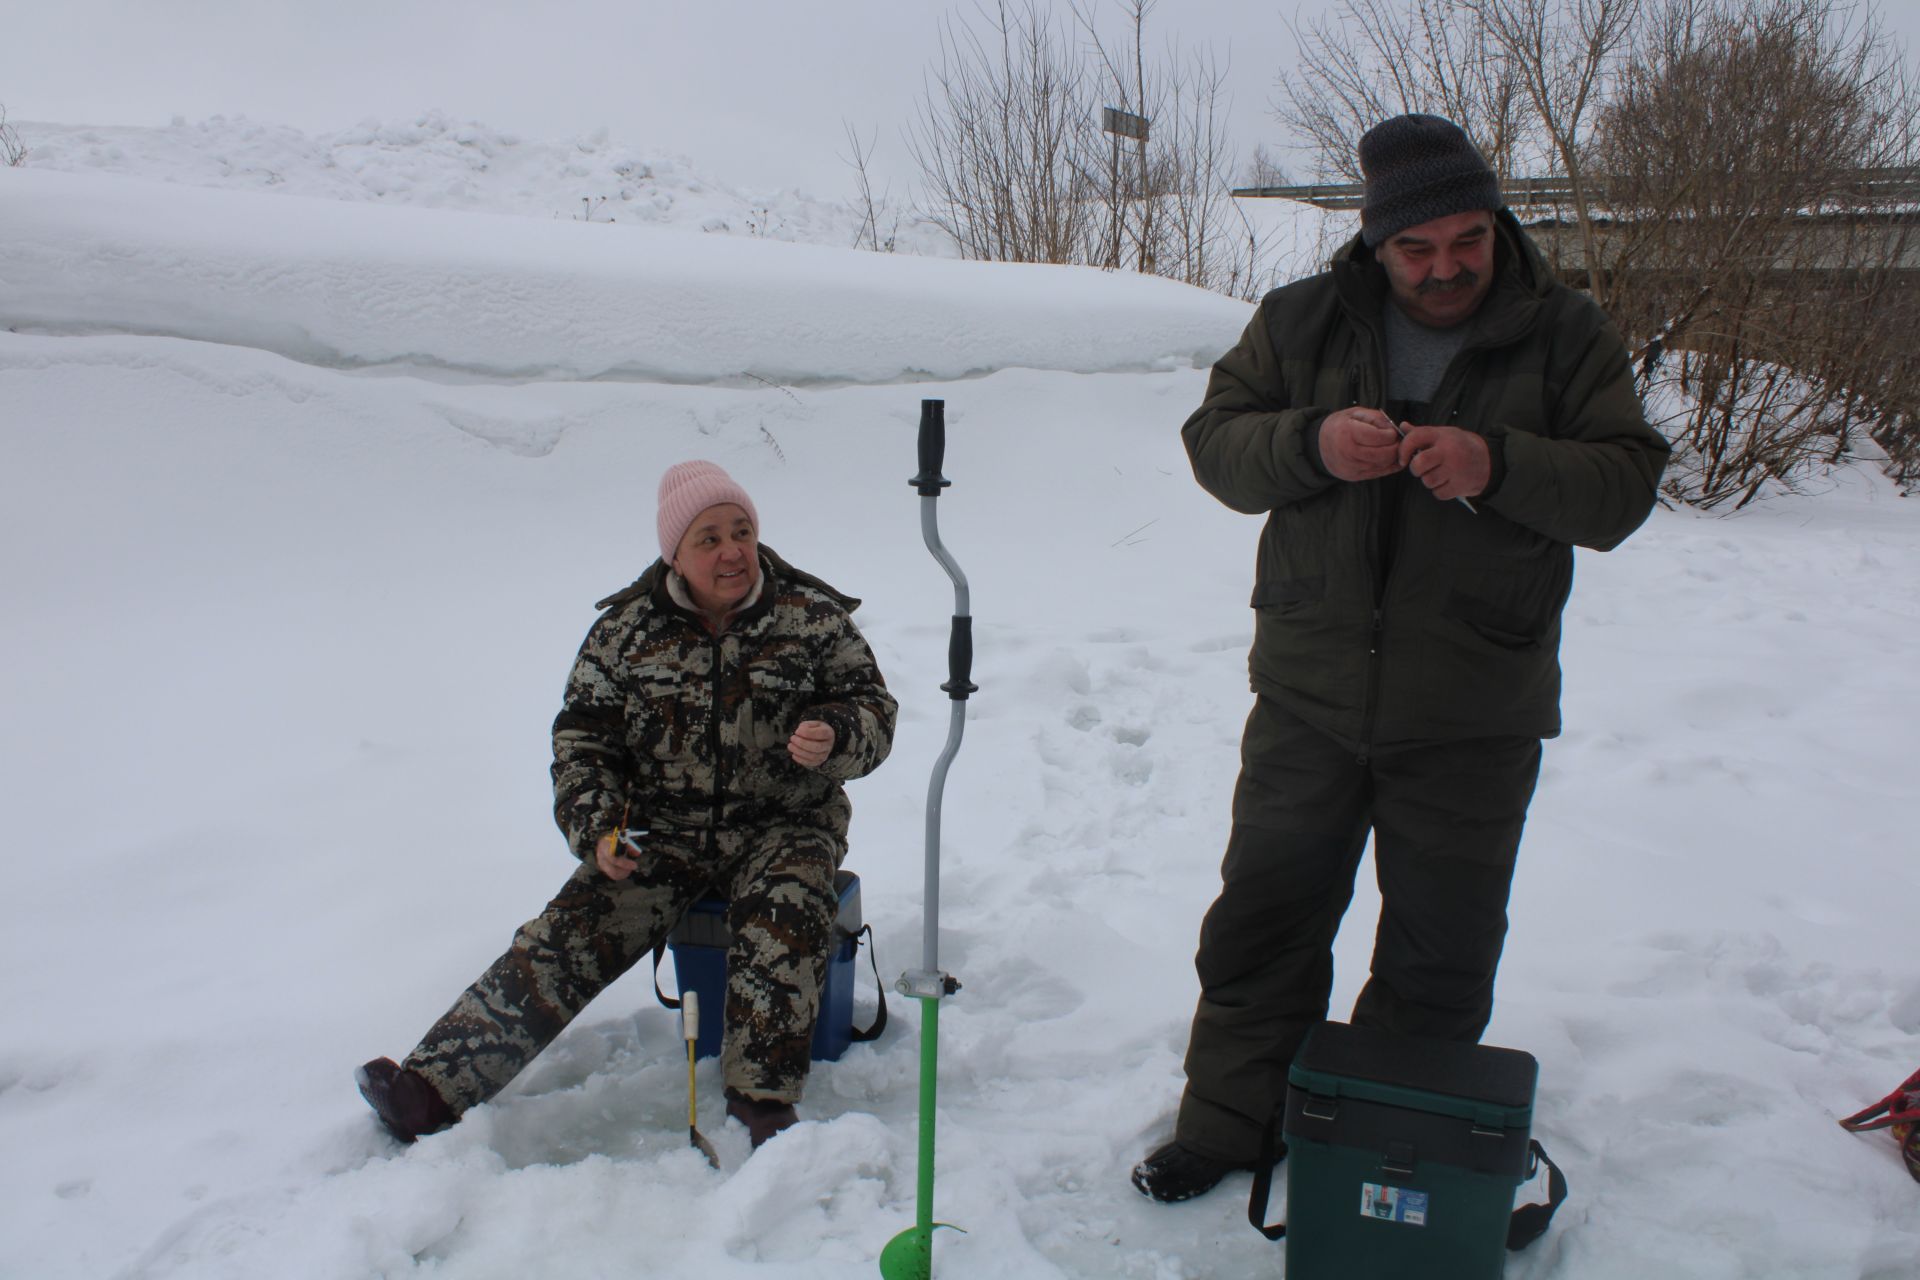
[1078,0,1156,270]
[1275,0,1918,501]
[908,1,1100,264]
[1276,0,1543,182]
[1242,142,1291,188]
[1075,0,1271,294]
[1272,0,1633,303]
[1463,0,1641,305]
[901,0,1273,296]
[1594,0,1920,504]
[1154,47,1272,297]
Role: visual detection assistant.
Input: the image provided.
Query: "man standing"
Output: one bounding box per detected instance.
[1132,114,1670,1202]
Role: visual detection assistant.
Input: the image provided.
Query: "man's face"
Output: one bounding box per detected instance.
[1377,210,1496,328]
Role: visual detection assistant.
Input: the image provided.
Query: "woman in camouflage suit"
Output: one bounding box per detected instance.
[359,460,898,1148]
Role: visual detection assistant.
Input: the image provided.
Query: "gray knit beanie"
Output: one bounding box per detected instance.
[1358,114,1502,248]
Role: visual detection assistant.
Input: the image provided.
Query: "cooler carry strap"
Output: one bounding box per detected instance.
[848,923,888,1043]
[1506,1140,1570,1251]
[651,941,683,1010]
[1247,1111,1287,1240]
[1244,1118,1570,1251]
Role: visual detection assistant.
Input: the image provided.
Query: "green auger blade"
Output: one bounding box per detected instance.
[878,996,964,1277]
[879,1223,962,1280]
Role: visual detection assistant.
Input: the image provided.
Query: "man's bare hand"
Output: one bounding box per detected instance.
[1397,425,1491,501]
[1319,407,1407,482]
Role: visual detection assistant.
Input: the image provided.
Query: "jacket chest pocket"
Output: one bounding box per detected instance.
[744,659,816,753]
[625,662,708,763]
[1303,357,1371,410]
[1309,365,1358,409]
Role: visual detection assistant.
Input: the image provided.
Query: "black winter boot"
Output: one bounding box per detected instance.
[1130,1139,1282,1203]
[724,1089,798,1148]
[356,1057,457,1143]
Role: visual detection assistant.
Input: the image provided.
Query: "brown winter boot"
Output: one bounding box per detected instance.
[356,1057,457,1143]
[725,1089,798,1148]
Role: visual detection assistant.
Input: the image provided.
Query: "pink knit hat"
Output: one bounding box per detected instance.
[657,460,759,562]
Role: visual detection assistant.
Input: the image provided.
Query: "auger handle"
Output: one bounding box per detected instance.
[911,399,952,497]
[943,616,975,701]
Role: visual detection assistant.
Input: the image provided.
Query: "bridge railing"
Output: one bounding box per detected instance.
[1230,166,1920,211]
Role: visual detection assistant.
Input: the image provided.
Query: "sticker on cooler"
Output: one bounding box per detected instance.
[1360,1182,1430,1226]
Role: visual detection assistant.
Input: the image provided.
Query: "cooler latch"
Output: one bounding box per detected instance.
[1382,1141,1417,1176]
[1302,1093,1339,1122]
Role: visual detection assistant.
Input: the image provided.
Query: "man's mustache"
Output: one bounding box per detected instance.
[1418,269,1480,295]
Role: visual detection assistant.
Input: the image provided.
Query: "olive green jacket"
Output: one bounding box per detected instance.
[1182,211,1670,752]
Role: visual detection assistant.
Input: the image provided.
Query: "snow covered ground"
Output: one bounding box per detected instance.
[3,126,1918,1280]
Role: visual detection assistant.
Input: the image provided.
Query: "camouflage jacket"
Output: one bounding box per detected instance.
[550,546,898,861]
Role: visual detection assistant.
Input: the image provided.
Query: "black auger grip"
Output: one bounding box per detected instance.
[911,399,953,496]
[942,615,978,700]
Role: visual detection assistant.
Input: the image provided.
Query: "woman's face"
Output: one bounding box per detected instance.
[672,503,760,617]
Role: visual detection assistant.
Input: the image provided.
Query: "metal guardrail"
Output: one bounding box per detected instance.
[1231,166,1920,210]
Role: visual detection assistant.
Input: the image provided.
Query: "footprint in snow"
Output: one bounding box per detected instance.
[1067,703,1102,731]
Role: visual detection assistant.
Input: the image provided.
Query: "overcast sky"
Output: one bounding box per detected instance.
[5,0,1916,197]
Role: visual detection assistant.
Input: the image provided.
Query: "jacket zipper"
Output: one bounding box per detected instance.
[1340,255,1541,764]
[706,629,727,841]
[1355,331,1392,766]
[1358,478,1404,766]
[1357,607,1385,767]
[1354,322,1496,764]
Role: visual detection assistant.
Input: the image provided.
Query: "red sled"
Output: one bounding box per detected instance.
[1839,1066,1920,1184]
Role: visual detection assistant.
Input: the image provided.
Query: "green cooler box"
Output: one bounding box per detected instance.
[1276,1021,1564,1279]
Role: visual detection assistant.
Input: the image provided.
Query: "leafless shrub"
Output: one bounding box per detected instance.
[840,121,901,252]
[1,104,26,168]
[743,205,785,238]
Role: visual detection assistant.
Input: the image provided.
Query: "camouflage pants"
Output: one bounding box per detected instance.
[404,820,842,1116]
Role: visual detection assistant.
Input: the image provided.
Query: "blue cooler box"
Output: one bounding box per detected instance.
[667,869,863,1061]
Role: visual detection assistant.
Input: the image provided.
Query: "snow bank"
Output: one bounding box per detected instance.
[0,167,1252,385]
[11,112,942,253]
